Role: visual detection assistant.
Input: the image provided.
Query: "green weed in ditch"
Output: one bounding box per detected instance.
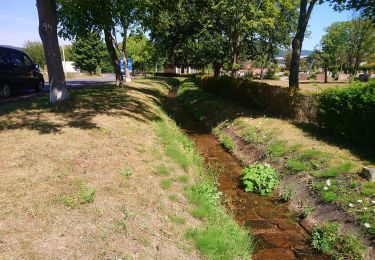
[312,222,365,259]
[301,149,321,160]
[280,186,295,202]
[361,182,375,196]
[267,141,289,157]
[287,159,308,172]
[219,134,235,152]
[316,168,339,178]
[241,163,279,195]
[322,191,338,202]
[246,127,257,143]
[312,223,339,253]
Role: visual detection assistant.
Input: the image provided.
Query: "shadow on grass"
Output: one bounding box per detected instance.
[0,83,163,134]
[294,122,375,165]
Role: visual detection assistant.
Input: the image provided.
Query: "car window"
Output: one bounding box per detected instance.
[0,50,5,65]
[23,54,33,67]
[9,51,24,67]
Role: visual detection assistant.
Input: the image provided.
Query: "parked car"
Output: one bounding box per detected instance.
[0,45,44,98]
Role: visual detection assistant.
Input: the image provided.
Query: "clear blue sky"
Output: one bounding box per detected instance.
[0,0,354,50]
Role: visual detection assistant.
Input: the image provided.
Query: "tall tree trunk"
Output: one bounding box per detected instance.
[213,63,221,77]
[324,67,328,83]
[289,0,317,88]
[230,34,241,77]
[36,0,69,103]
[104,29,123,86]
[121,26,131,82]
[260,66,264,80]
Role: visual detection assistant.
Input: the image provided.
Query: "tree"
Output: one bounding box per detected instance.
[289,0,375,88]
[23,41,46,68]
[114,0,143,82]
[71,33,107,74]
[126,33,165,74]
[58,0,123,85]
[331,0,375,21]
[36,0,69,103]
[316,19,375,77]
[289,0,319,88]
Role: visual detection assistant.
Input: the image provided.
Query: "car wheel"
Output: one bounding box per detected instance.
[35,80,44,92]
[1,83,11,98]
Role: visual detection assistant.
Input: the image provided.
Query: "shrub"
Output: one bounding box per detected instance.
[241,163,279,195]
[312,223,338,253]
[312,223,365,259]
[317,82,375,144]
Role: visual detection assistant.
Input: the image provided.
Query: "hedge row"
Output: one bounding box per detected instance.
[196,75,302,118]
[154,72,194,78]
[318,81,375,144]
[195,76,375,144]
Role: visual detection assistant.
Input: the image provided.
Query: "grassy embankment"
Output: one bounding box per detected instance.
[0,78,251,259]
[178,79,374,259]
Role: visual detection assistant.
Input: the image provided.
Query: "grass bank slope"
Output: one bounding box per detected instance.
[178,79,375,259]
[0,78,251,259]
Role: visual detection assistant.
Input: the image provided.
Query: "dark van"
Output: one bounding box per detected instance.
[0,45,44,98]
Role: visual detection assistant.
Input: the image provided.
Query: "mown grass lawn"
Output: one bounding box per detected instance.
[0,78,252,259]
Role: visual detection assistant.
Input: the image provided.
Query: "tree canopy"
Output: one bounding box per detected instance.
[71,33,107,74]
[23,41,46,68]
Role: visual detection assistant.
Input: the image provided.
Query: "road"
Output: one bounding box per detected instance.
[0,74,115,105]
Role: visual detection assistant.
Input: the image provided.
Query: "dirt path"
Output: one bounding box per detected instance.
[164,87,327,260]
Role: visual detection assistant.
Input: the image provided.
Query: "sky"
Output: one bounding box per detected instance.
[0,0,354,50]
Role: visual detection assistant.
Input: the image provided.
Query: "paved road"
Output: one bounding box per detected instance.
[0,74,115,105]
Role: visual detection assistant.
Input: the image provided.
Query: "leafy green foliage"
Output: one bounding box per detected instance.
[126,33,165,73]
[318,82,375,144]
[312,223,339,253]
[312,222,365,259]
[71,33,107,74]
[241,163,279,195]
[23,41,46,68]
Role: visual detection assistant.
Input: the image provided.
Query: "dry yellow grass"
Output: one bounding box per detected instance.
[0,79,201,259]
[254,79,350,93]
